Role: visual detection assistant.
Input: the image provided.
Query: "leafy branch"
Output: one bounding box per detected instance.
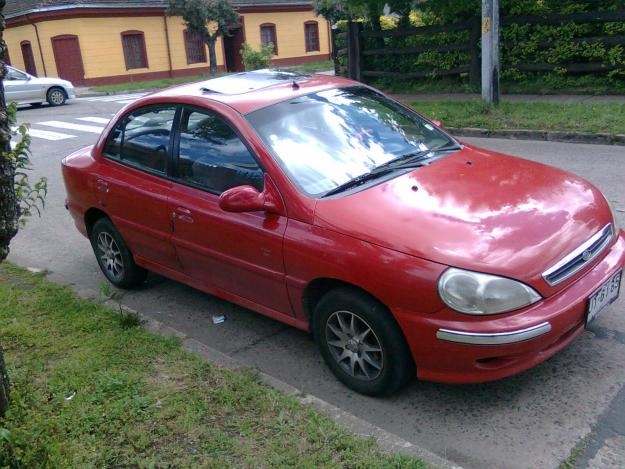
[5,102,47,224]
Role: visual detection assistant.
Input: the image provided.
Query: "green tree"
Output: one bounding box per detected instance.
[0,0,12,419]
[240,43,274,71]
[168,0,239,74]
[0,0,47,417]
[0,0,16,263]
[314,0,348,23]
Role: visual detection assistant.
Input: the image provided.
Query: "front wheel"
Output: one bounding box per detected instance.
[90,218,147,289]
[313,287,415,396]
[47,87,66,106]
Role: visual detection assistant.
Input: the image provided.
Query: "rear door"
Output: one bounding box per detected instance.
[98,104,180,272]
[167,105,291,314]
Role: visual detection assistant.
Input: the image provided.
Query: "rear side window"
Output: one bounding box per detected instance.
[176,107,264,193]
[103,105,176,174]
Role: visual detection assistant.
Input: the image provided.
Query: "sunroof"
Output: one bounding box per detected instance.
[199,69,309,95]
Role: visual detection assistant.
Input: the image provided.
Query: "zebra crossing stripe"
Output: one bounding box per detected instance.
[38,121,104,134]
[27,128,76,141]
[82,93,146,102]
[78,117,111,124]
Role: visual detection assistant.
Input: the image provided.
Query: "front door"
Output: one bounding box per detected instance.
[168,106,291,315]
[4,67,40,104]
[51,35,85,84]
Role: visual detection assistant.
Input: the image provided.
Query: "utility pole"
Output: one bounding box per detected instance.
[481,0,500,105]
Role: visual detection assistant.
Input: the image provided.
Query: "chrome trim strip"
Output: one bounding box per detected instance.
[436,322,552,345]
[542,224,614,286]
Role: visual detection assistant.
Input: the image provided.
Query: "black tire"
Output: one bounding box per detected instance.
[46,87,67,106]
[313,287,415,396]
[90,217,147,289]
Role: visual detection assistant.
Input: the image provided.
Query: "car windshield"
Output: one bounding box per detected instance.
[246,86,457,197]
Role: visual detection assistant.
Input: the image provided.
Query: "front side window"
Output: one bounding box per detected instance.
[121,31,148,69]
[103,105,176,174]
[304,21,319,52]
[246,87,457,197]
[176,107,263,193]
[260,24,278,55]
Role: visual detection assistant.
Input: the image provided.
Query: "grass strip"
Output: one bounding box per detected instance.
[0,263,425,468]
[404,100,625,135]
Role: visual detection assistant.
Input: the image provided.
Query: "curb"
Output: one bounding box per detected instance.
[98,298,461,469]
[449,127,625,146]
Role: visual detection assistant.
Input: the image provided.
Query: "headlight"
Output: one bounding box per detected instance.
[438,268,541,315]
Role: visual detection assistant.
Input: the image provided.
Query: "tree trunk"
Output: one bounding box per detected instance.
[207,36,218,74]
[0,0,18,262]
[0,0,13,418]
[0,348,9,417]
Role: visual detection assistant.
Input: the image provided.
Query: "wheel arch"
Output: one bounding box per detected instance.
[84,207,110,237]
[302,278,388,331]
[47,85,67,98]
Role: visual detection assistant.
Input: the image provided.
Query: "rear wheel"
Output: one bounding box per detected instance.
[47,87,66,106]
[90,218,147,289]
[313,287,414,396]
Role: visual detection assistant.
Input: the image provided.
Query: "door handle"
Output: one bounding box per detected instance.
[173,207,194,223]
[96,178,109,192]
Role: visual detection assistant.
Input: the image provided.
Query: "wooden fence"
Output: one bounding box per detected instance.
[333,10,625,83]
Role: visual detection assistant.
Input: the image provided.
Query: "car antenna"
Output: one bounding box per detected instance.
[292,80,300,90]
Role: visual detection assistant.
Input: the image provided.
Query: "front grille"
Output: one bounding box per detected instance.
[542,224,614,286]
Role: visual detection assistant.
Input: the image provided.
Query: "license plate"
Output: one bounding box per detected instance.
[586,270,622,326]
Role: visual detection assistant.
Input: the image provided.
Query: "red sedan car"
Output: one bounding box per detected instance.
[62,70,624,396]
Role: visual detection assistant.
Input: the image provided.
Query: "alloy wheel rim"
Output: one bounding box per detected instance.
[325,310,383,381]
[97,232,123,280]
[50,90,64,105]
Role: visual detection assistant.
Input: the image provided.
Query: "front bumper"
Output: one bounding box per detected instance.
[436,322,552,345]
[397,230,625,384]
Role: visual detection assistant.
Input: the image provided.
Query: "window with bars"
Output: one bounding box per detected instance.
[121,31,148,69]
[184,30,207,64]
[260,23,278,55]
[304,21,320,52]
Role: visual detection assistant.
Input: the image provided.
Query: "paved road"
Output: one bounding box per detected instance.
[7,97,625,469]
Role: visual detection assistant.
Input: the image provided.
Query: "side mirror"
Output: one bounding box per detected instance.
[219,185,264,212]
[219,175,285,214]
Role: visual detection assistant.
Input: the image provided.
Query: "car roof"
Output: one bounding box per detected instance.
[148,69,360,114]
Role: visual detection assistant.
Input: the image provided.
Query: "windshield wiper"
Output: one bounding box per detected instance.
[323,166,397,197]
[322,144,461,198]
[386,144,461,169]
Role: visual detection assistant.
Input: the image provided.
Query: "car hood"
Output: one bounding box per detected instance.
[313,145,612,285]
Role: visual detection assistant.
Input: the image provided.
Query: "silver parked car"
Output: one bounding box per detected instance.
[4,65,75,106]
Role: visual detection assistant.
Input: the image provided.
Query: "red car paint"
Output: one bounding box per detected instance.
[62,71,625,390]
